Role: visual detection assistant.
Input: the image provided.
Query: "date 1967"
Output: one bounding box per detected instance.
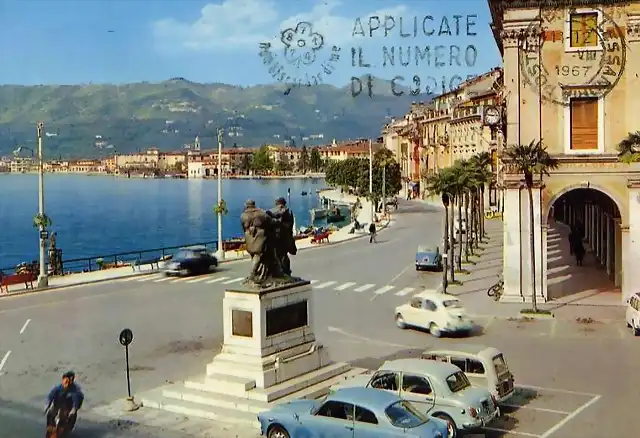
[555,65,592,77]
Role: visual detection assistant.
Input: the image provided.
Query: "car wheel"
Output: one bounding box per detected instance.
[267,425,290,438]
[634,322,640,336]
[430,322,442,338]
[435,413,457,438]
[179,269,189,276]
[395,313,407,329]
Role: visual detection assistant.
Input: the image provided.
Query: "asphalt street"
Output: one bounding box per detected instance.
[2,199,637,437]
[0,200,446,437]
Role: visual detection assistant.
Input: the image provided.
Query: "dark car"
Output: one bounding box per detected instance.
[165,246,218,277]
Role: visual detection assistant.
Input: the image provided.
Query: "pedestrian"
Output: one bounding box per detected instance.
[574,239,585,266]
[369,222,377,243]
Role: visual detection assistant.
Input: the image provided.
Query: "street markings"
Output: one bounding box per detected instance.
[394,287,415,296]
[185,276,210,284]
[335,282,356,291]
[206,276,230,284]
[315,281,337,289]
[310,280,319,284]
[354,284,375,292]
[153,277,171,283]
[222,277,244,284]
[373,285,394,295]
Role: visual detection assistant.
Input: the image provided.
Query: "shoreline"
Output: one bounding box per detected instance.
[2,172,326,180]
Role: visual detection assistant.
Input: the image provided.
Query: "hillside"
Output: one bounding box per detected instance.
[0,77,425,158]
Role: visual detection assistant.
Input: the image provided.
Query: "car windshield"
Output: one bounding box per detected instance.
[418,246,434,253]
[174,250,195,261]
[446,371,471,392]
[442,300,462,308]
[385,401,429,428]
[492,354,509,377]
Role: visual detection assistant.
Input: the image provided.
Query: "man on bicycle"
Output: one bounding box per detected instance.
[45,371,84,430]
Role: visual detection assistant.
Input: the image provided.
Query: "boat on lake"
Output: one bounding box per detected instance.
[310,208,328,221]
[326,206,346,223]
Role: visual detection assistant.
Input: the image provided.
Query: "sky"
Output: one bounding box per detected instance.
[0,0,502,90]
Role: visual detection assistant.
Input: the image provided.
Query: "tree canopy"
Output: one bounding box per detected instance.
[309,147,323,172]
[250,145,273,174]
[325,152,401,198]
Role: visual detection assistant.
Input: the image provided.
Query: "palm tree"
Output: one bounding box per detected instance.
[450,161,472,271]
[424,168,456,290]
[617,131,640,163]
[469,152,492,237]
[501,140,558,311]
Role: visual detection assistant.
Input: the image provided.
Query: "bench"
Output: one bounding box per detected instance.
[0,272,37,293]
[311,231,330,244]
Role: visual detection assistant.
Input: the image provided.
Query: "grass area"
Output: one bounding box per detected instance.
[520,308,554,318]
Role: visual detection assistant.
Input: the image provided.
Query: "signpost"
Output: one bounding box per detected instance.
[118,328,140,411]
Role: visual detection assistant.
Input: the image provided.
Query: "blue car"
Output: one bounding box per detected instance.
[416,246,443,271]
[257,387,449,437]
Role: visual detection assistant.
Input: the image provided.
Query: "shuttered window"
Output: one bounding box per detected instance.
[570,13,598,48]
[570,98,598,150]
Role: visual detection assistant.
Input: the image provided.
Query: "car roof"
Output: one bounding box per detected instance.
[417,246,437,252]
[424,344,502,358]
[380,358,460,378]
[414,291,460,302]
[329,387,400,411]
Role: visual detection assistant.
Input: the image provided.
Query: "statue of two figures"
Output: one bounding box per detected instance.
[240,197,299,289]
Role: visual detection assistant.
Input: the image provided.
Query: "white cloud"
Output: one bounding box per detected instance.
[152,0,410,52]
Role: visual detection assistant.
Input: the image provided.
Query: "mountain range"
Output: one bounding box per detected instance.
[0,77,426,158]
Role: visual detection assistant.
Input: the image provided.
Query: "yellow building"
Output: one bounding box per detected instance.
[319,140,382,162]
[489,0,640,304]
[382,69,502,198]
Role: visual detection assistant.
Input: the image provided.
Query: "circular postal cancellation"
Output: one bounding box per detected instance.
[520,6,626,106]
[258,21,341,94]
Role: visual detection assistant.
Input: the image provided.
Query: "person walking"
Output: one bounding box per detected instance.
[369,222,377,243]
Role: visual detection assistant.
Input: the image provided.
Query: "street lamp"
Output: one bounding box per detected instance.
[368,139,374,222]
[215,128,225,261]
[36,121,48,288]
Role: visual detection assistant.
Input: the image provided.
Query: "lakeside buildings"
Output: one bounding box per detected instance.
[384,0,640,305]
[0,140,382,178]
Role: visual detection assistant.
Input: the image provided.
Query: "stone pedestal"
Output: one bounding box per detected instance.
[139,279,364,427]
[206,280,331,393]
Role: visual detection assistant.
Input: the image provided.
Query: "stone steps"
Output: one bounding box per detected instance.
[138,365,368,427]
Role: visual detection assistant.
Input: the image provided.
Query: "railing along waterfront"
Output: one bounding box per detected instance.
[0,240,219,276]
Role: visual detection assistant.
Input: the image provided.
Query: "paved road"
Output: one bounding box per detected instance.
[0,200,446,437]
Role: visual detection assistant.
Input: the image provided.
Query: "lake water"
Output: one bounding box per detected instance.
[0,174,333,269]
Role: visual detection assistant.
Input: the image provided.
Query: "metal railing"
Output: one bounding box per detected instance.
[0,240,219,276]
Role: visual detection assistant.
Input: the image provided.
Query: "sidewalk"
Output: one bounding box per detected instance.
[445,218,625,321]
[0,218,392,298]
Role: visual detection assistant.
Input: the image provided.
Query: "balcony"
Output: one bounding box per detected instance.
[452,106,482,121]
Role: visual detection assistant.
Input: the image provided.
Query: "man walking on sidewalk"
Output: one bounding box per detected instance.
[369,222,377,243]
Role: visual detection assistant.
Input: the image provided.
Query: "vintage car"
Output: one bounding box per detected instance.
[416,246,443,271]
[331,359,500,438]
[625,292,640,336]
[394,291,474,337]
[164,246,218,277]
[257,387,450,438]
[421,345,516,403]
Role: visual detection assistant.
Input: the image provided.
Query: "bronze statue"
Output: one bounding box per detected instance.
[267,197,297,276]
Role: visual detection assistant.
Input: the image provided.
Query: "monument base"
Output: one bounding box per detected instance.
[139,279,365,427]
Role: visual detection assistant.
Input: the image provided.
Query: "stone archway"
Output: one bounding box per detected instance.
[546,188,622,301]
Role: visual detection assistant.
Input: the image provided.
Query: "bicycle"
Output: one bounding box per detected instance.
[487,277,504,301]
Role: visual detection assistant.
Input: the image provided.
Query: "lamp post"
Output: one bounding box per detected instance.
[369,139,374,222]
[37,121,48,288]
[216,128,225,260]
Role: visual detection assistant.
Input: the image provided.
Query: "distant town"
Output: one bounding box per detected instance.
[0,138,382,178]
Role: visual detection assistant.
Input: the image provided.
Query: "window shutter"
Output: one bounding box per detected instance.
[570,98,598,150]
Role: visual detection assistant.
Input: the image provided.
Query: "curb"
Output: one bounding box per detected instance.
[0,219,393,300]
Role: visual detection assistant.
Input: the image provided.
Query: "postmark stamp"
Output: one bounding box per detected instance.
[520,5,626,106]
[259,21,341,94]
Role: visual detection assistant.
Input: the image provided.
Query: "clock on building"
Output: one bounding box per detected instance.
[483,106,501,126]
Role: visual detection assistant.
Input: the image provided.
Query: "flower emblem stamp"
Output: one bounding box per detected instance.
[259,21,341,94]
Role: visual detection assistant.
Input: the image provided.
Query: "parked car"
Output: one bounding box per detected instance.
[626,292,640,336]
[416,246,443,271]
[394,291,474,337]
[257,387,450,438]
[421,345,516,403]
[165,246,218,276]
[331,359,500,438]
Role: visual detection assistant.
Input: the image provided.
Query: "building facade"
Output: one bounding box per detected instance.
[489,0,640,303]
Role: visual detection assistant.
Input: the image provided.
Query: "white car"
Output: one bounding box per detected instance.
[626,292,640,336]
[395,291,474,337]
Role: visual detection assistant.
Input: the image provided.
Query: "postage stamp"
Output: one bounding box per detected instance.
[520,5,626,106]
[259,21,341,94]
